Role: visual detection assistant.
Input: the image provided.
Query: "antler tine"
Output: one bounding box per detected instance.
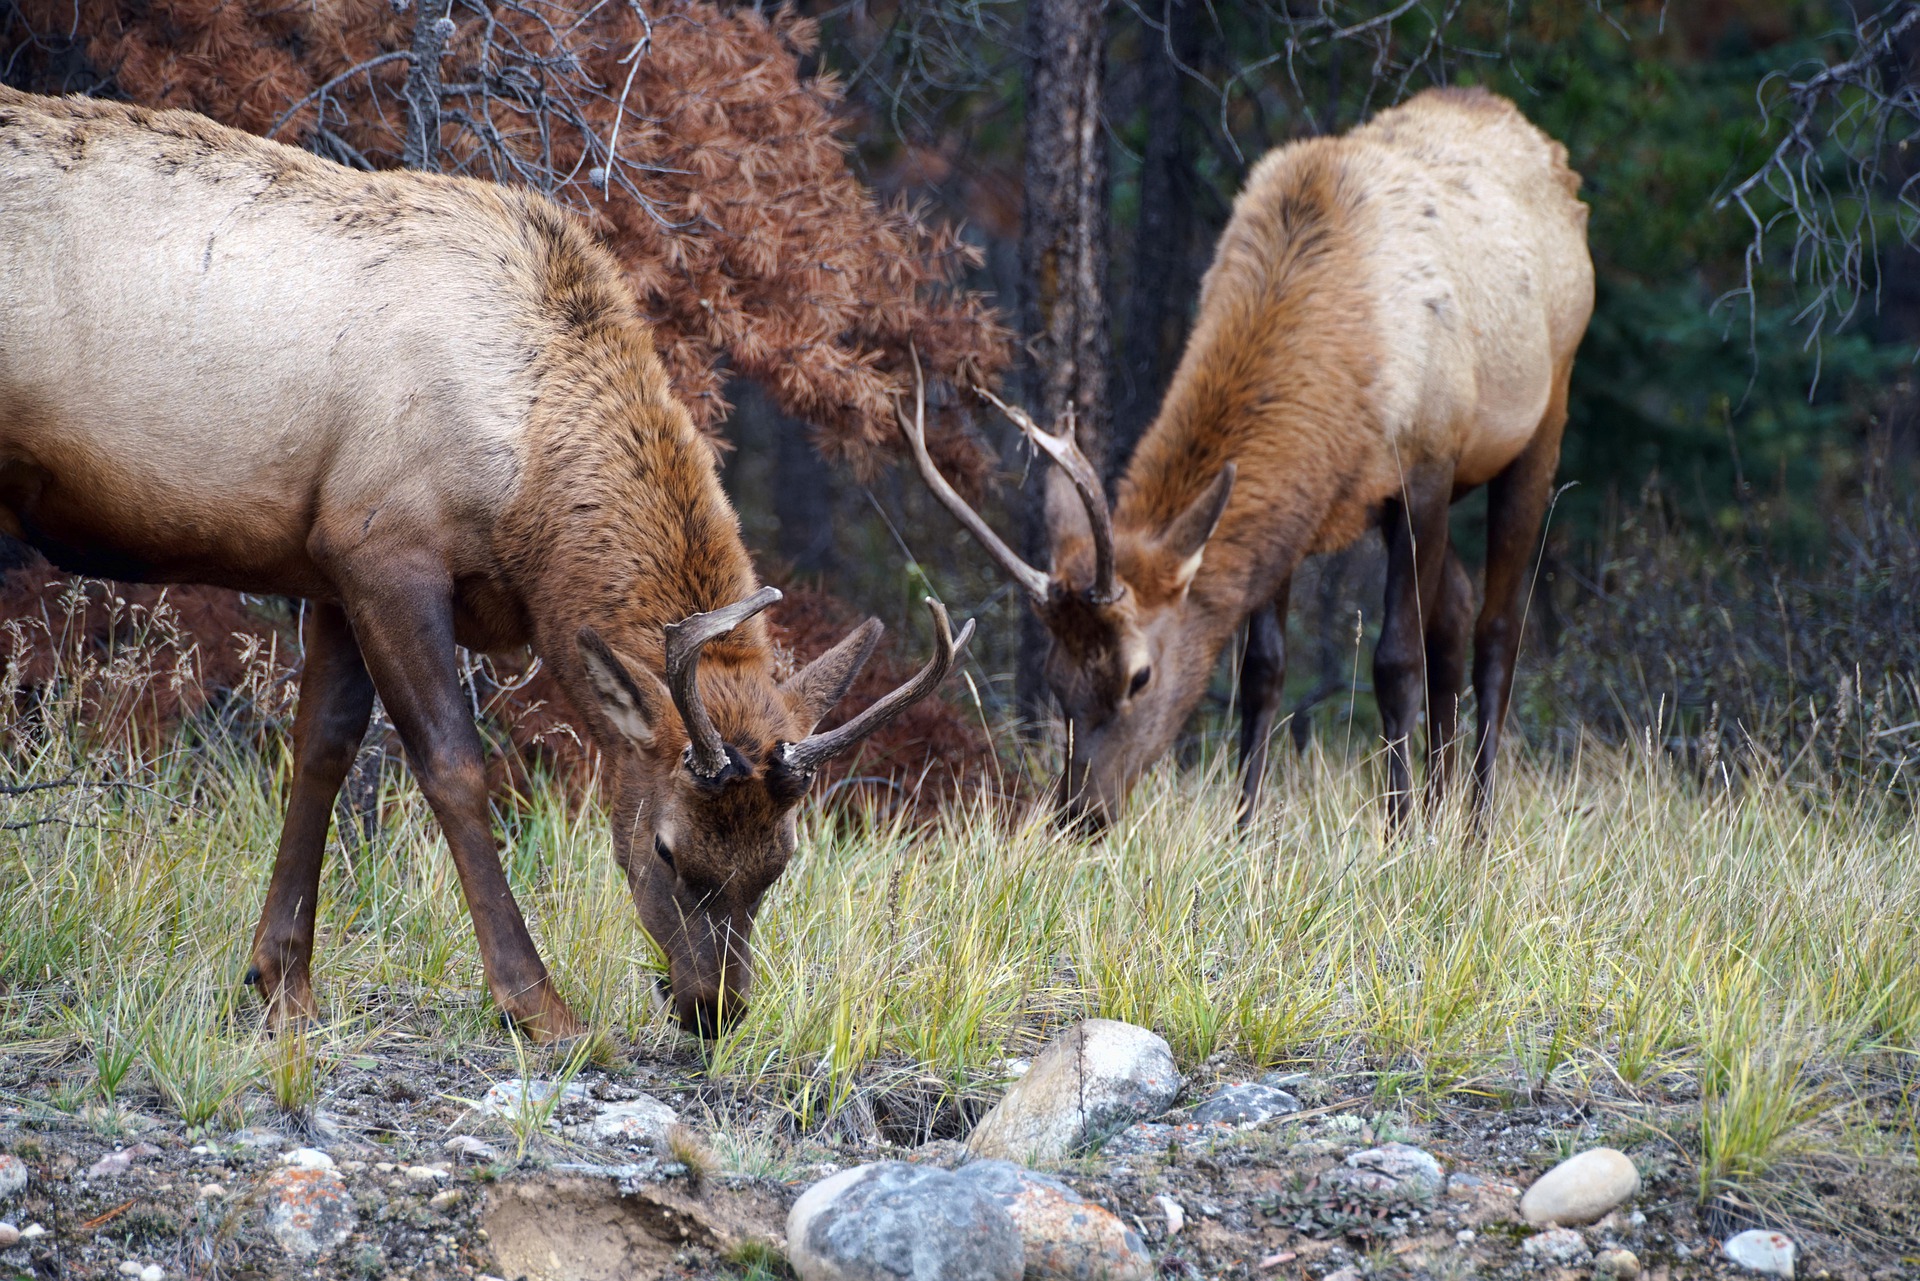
[779,597,976,775]
[974,385,1119,605]
[895,346,1051,604]
[664,585,783,778]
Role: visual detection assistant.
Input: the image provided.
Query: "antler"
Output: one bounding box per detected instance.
[974,385,1119,605]
[777,597,976,776]
[664,585,783,779]
[895,347,1051,604]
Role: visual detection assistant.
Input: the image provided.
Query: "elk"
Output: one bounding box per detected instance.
[0,86,972,1040]
[906,87,1591,830]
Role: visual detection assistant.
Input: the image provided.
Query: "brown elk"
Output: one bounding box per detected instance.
[906,87,1592,830]
[0,86,971,1040]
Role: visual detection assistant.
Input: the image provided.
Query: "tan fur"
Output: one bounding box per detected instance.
[0,86,881,1035]
[1040,88,1593,823]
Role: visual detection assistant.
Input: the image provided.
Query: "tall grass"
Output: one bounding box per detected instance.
[2,597,1917,1208]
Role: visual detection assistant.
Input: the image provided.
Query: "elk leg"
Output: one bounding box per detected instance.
[1422,549,1474,812]
[247,602,374,1030]
[1236,582,1292,824]
[1473,365,1572,821]
[1375,468,1455,830]
[336,554,584,1042]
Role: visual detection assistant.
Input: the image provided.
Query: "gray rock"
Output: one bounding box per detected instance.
[475,1078,589,1119]
[1595,1247,1642,1278]
[227,1127,286,1151]
[262,1160,355,1259]
[0,1155,25,1200]
[1191,1082,1300,1128]
[1323,1142,1447,1202]
[1723,1230,1796,1278]
[787,1161,1023,1281]
[444,1135,501,1163]
[952,1160,1150,1281]
[86,1144,159,1180]
[967,1021,1182,1163]
[1519,1148,1639,1225]
[1096,1122,1179,1159]
[576,1094,677,1148]
[1521,1226,1592,1266]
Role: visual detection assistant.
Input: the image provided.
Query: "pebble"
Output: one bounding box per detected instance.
[0,1223,17,1247]
[1154,1194,1184,1236]
[118,1263,142,1277]
[1519,1148,1640,1225]
[86,1144,159,1180]
[1455,1229,1474,1244]
[428,1188,461,1211]
[1521,1226,1592,1266]
[444,1135,501,1163]
[279,1148,335,1171]
[577,1094,678,1148]
[262,1162,356,1259]
[1321,1142,1448,1202]
[227,1127,286,1151]
[1190,1082,1301,1128]
[952,1160,1149,1281]
[141,1268,163,1281]
[403,1165,448,1181]
[1724,1229,1797,1278]
[0,1155,25,1200]
[787,1160,1023,1281]
[967,1020,1183,1163]
[1595,1247,1643,1278]
[476,1078,589,1118]
[198,1184,225,1199]
[19,1225,44,1240]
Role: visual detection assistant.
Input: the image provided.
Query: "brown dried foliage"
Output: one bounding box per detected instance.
[6,0,1007,481]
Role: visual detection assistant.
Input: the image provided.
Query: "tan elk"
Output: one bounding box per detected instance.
[906,87,1591,830]
[0,86,971,1040]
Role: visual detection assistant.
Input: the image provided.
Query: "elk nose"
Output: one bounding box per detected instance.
[675,992,745,1039]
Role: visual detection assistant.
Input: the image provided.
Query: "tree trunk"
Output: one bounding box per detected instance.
[1016,0,1110,729]
[1111,3,1202,469]
[402,0,454,172]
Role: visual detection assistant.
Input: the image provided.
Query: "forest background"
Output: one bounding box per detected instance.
[2,0,1917,795]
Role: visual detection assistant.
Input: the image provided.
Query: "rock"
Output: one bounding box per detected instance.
[445,1135,501,1163]
[477,1078,589,1119]
[19,1224,44,1240]
[227,1127,286,1151]
[1096,1122,1178,1159]
[198,1184,225,1200]
[1519,1148,1640,1225]
[0,1223,18,1247]
[1521,1226,1591,1266]
[1191,1082,1301,1128]
[577,1094,678,1148]
[1323,1142,1447,1202]
[280,1148,335,1171]
[1595,1247,1642,1278]
[787,1161,1024,1281]
[262,1161,356,1259]
[119,1262,143,1277]
[952,1160,1150,1281]
[967,1021,1182,1163]
[1724,1230,1797,1278]
[90,1152,135,1179]
[905,1139,967,1168]
[404,1165,449,1181]
[1324,1268,1362,1281]
[0,1155,26,1200]
[1154,1193,1184,1235]
[428,1188,461,1211]
[141,1267,163,1281]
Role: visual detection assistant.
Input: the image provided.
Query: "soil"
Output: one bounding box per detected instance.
[0,1036,1914,1280]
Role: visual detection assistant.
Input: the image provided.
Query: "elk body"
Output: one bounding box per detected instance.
[0,87,969,1038]
[910,87,1591,828]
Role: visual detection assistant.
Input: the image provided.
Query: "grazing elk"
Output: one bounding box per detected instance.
[907,87,1591,830]
[0,87,971,1040]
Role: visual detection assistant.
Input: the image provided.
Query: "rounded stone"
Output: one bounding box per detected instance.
[1595,1247,1642,1278]
[1325,1142,1447,1201]
[262,1165,356,1259]
[1723,1229,1796,1278]
[1521,1226,1591,1266]
[966,1020,1182,1163]
[953,1160,1150,1281]
[0,1223,19,1247]
[0,1156,26,1200]
[1519,1148,1640,1225]
[787,1161,1023,1281]
[1191,1082,1301,1128]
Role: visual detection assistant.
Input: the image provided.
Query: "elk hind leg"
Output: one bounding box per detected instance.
[1374,469,1454,831]
[248,602,374,1030]
[1236,582,1291,824]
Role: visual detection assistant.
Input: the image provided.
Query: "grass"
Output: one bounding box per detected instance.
[2,618,1918,1220]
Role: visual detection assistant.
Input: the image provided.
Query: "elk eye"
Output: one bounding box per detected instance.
[1128,667,1152,697]
[653,836,676,871]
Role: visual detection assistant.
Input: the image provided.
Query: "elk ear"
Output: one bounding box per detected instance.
[1160,464,1236,592]
[782,617,884,734]
[577,627,668,746]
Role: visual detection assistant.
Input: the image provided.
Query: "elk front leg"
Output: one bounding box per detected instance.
[1375,468,1455,830]
[1473,365,1571,822]
[337,553,584,1043]
[248,602,374,1029]
[1236,583,1291,825]
[1422,549,1473,812]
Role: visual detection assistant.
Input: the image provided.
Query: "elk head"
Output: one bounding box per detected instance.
[576,588,972,1035]
[898,355,1231,833]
